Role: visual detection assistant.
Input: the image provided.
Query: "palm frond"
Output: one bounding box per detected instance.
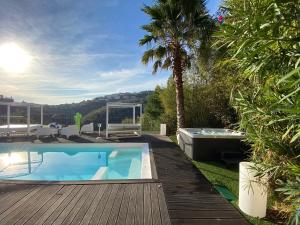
[139,35,156,46]
[162,57,172,69]
[154,46,167,59]
[140,0,214,74]
[141,49,155,65]
[153,60,162,74]
[142,4,163,20]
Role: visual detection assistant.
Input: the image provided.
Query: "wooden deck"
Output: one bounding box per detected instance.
[120,134,249,225]
[0,134,249,225]
[0,182,170,225]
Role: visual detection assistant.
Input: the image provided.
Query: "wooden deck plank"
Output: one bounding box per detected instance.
[97,184,121,225]
[0,186,42,222]
[106,184,127,225]
[70,185,99,225]
[150,183,162,225]
[115,184,132,225]
[167,202,235,210]
[172,218,250,225]
[0,184,23,202]
[79,184,108,225]
[37,185,81,225]
[135,184,144,225]
[51,185,89,225]
[60,185,95,225]
[125,184,137,225]
[169,209,243,219]
[23,185,74,225]
[143,183,152,225]
[88,183,114,225]
[157,184,171,225]
[0,185,49,225]
[0,185,36,214]
[14,185,63,225]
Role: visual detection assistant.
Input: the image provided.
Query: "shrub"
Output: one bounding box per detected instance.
[216,0,300,220]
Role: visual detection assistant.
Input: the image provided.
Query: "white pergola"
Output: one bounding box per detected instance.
[0,102,44,135]
[106,102,142,138]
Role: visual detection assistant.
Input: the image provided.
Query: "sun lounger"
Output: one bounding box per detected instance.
[36,127,58,138]
[60,125,80,139]
[80,123,94,134]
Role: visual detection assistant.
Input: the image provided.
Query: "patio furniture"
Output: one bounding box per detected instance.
[96,123,102,139]
[106,123,142,137]
[35,127,58,138]
[105,102,142,138]
[81,123,94,134]
[60,125,80,139]
[0,102,44,136]
[48,122,62,129]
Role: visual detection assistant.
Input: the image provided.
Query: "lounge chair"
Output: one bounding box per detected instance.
[61,125,80,139]
[80,123,94,134]
[36,127,58,138]
[106,123,142,138]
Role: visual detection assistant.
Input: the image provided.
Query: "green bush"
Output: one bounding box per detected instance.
[141,113,161,131]
[216,0,300,220]
[142,86,164,132]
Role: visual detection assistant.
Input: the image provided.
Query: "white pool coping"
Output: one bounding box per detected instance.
[179,128,245,139]
[0,124,41,129]
[141,143,152,179]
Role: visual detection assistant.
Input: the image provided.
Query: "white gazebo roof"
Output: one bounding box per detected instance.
[106,102,142,108]
[0,102,43,107]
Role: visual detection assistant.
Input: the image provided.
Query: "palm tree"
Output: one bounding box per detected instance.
[139,0,213,129]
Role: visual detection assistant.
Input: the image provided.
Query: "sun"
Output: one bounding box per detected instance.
[0,42,32,73]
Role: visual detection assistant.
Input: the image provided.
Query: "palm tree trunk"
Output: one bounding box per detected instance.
[173,46,185,130]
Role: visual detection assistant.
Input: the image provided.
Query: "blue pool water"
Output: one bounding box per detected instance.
[0,143,150,181]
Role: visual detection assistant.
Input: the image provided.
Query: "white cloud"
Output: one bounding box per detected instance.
[96,67,144,80]
[0,65,170,104]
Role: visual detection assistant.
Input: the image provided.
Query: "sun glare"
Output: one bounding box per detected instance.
[0,42,32,73]
[0,153,23,167]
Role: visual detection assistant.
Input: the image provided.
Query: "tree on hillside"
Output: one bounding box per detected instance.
[145,86,164,119]
[139,0,214,129]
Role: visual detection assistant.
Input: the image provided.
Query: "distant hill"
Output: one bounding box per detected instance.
[0,91,153,127]
[43,91,152,127]
[0,95,13,103]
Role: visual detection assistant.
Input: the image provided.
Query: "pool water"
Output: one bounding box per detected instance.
[0,143,151,181]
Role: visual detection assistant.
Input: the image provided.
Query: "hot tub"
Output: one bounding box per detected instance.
[178,128,245,161]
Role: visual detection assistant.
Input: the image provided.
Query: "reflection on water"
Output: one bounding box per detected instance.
[0,150,108,180]
[0,151,44,179]
[0,152,24,166]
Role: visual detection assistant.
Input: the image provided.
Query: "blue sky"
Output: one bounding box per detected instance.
[0,0,222,104]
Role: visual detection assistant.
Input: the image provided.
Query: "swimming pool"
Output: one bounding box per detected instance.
[0,143,152,181]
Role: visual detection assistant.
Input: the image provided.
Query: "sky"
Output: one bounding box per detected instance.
[0,0,222,105]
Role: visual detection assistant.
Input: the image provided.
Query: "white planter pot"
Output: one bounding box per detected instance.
[239,162,268,218]
[160,124,167,136]
[176,133,180,144]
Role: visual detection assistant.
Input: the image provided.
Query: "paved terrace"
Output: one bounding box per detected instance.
[0,134,249,225]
